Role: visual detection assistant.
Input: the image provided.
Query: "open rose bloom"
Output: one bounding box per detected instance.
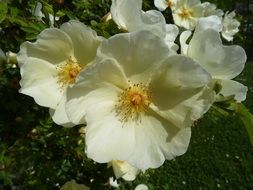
[66,30,213,170]
[18,20,102,126]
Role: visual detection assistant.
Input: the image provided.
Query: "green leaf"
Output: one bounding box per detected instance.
[0,2,8,23]
[10,7,19,18]
[234,103,253,146]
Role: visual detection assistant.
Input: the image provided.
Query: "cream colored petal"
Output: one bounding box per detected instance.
[111,160,140,181]
[149,55,211,110]
[149,55,213,128]
[19,57,63,108]
[49,92,75,127]
[66,58,128,124]
[126,113,191,170]
[165,24,179,50]
[179,30,192,55]
[191,4,204,17]
[195,15,222,33]
[60,20,103,66]
[66,84,121,125]
[222,11,240,42]
[217,79,248,102]
[161,127,191,160]
[137,10,167,38]
[111,0,142,30]
[149,85,215,129]
[17,28,73,66]
[188,0,202,6]
[97,31,170,83]
[111,0,167,38]
[135,184,149,190]
[154,0,169,11]
[165,24,179,43]
[188,29,247,79]
[85,101,137,163]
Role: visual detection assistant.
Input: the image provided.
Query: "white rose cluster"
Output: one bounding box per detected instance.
[18,0,247,184]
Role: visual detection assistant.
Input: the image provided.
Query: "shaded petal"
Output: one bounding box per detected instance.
[76,57,128,90]
[137,10,167,38]
[165,24,179,42]
[188,0,202,6]
[150,84,214,129]
[60,20,103,66]
[195,15,222,33]
[97,31,170,83]
[18,28,73,66]
[49,92,75,127]
[127,112,191,170]
[66,82,122,125]
[217,79,248,102]
[154,0,168,11]
[188,29,247,79]
[161,127,191,159]
[19,57,63,108]
[111,0,142,30]
[66,58,128,124]
[150,55,211,110]
[165,24,179,50]
[135,184,149,190]
[111,160,140,181]
[85,100,136,163]
[111,0,167,38]
[179,30,192,55]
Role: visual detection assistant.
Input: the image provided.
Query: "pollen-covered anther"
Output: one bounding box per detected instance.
[179,7,193,19]
[56,57,83,88]
[115,83,152,122]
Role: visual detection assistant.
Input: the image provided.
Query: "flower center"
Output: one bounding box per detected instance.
[115,82,152,122]
[56,57,83,88]
[178,7,193,20]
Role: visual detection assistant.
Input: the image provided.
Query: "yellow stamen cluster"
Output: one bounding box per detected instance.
[56,57,83,89]
[178,7,193,20]
[115,82,152,122]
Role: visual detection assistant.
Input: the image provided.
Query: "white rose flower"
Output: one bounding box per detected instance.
[172,0,204,30]
[111,0,178,50]
[202,2,224,18]
[109,160,140,181]
[222,11,240,41]
[18,20,103,126]
[66,31,213,170]
[111,0,166,34]
[60,180,89,190]
[180,27,247,102]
